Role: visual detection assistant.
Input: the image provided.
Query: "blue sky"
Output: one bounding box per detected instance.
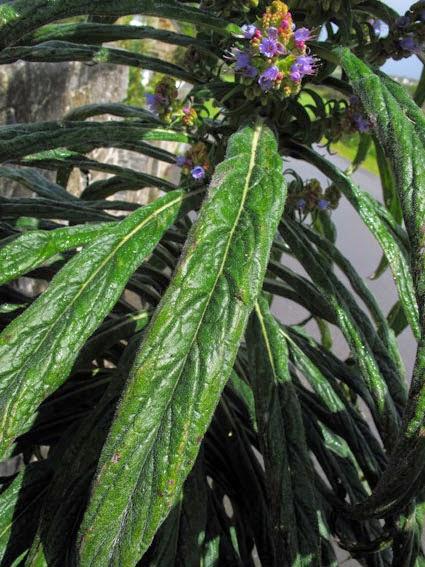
[381,0,422,78]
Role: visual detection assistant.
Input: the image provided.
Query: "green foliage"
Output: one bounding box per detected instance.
[0,1,424,566]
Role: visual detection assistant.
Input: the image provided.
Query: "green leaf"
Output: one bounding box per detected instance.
[0,196,114,223]
[348,132,372,174]
[0,166,77,202]
[0,41,199,84]
[0,121,188,163]
[387,301,409,337]
[281,220,401,444]
[0,462,51,565]
[296,222,406,398]
[286,327,386,486]
[0,190,188,457]
[291,142,420,340]
[77,121,286,566]
[64,101,162,123]
[24,23,217,59]
[374,136,402,223]
[338,49,425,518]
[414,66,425,108]
[0,222,113,285]
[246,295,320,565]
[0,0,240,49]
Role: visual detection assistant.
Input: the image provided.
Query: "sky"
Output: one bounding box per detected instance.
[381,0,423,78]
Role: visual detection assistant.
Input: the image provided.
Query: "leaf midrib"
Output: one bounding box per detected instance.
[84,123,264,564]
[0,192,184,448]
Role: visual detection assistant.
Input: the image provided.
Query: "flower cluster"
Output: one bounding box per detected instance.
[181,105,198,127]
[371,7,425,64]
[232,0,318,99]
[176,142,211,181]
[392,8,425,57]
[324,95,371,144]
[145,77,179,123]
[288,179,340,214]
[347,95,371,133]
[145,77,200,128]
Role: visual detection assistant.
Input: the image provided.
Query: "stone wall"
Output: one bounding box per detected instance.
[0,59,174,203]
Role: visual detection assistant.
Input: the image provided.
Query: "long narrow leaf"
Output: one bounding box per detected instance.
[0,222,113,285]
[339,48,425,518]
[0,42,199,84]
[0,0,239,49]
[0,190,190,457]
[246,295,320,565]
[290,142,420,340]
[0,121,188,163]
[77,121,286,566]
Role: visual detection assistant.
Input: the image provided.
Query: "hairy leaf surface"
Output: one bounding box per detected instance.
[292,142,420,340]
[246,296,320,565]
[0,0,239,49]
[77,122,286,566]
[0,190,187,457]
[0,222,113,285]
[339,49,425,518]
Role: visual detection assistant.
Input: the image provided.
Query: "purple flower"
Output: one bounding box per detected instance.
[290,55,317,81]
[296,198,306,209]
[290,69,302,82]
[267,27,279,40]
[234,50,252,70]
[318,199,329,210]
[399,36,419,53]
[145,93,159,112]
[258,65,280,91]
[191,166,205,180]
[353,113,370,133]
[259,37,279,57]
[242,24,257,39]
[294,27,312,44]
[233,49,258,78]
[368,18,384,36]
[396,15,410,28]
[176,155,186,167]
[349,95,360,106]
[243,65,258,78]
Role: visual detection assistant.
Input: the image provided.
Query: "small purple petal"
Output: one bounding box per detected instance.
[258,65,279,91]
[400,36,419,53]
[176,155,186,167]
[191,166,205,180]
[294,27,312,43]
[234,50,252,70]
[242,64,258,78]
[242,24,257,39]
[290,69,302,82]
[353,113,370,133]
[290,55,317,81]
[296,198,306,209]
[369,18,384,35]
[259,37,278,58]
[276,42,286,55]
[318,199,329,210]
[267,27,279,40]
[145,93,158,112]
[396,15,410,28]
[233,49,258,77]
